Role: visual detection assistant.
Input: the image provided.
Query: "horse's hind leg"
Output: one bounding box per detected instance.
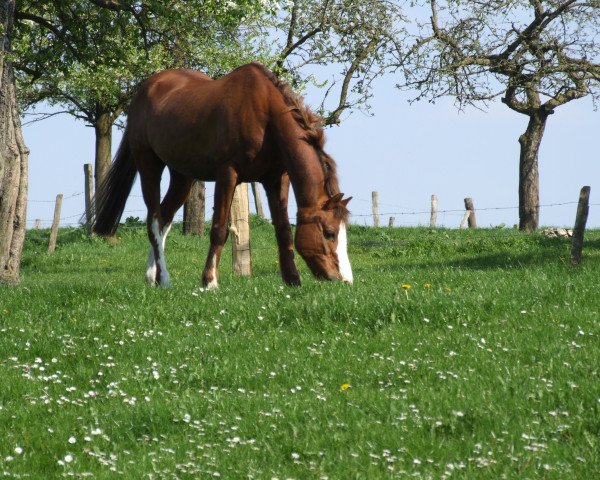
[263,172,301,286]
[202,165,238,289]
[145,169,194,286]
[138,158,172,287]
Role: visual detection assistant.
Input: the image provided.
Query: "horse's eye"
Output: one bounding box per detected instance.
[323,228,336,241]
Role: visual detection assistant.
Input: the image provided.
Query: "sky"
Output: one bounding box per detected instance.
[22,72,600,230]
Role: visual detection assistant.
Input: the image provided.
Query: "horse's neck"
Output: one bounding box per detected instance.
[274,115,328,209]
[285,141,328,209]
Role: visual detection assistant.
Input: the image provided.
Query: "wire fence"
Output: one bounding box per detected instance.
[25,185,598,251]
[22,182,595,282]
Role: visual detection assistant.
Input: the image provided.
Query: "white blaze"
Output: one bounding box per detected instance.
[336,222,353,284]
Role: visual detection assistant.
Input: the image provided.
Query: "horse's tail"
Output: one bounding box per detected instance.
[92,128,137,236]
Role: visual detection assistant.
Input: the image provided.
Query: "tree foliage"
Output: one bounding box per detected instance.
[396,0,600,230]
[13,0,274,195]
[14,0,273,124]
[265,0,406,125]
[400,0,600,110]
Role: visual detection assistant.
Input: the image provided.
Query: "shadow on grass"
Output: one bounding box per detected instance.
[424,234,598,270]
[25,227,93,248]
[434,250,566,270]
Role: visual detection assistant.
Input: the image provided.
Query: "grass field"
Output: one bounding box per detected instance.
[1,219,599,478]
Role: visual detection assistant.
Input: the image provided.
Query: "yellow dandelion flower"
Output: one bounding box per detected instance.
[401,283,411,290]
[339,383,351,392]
[423,283,431,289]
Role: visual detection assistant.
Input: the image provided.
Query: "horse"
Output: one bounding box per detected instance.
[92,62,353,289]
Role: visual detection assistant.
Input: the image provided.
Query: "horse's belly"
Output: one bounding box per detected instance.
[150,127,278,182]
[159,151,223,181]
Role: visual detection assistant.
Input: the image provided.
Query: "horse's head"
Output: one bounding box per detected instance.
[295,193,353,283]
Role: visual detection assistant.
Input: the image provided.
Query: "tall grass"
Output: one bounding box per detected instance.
[1,220,599,478]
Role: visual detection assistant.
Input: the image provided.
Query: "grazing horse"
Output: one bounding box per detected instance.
[92,62,353,289]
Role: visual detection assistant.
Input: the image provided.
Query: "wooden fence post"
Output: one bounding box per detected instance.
[251,182,265,218]
[459,211,470,229]
[34,219,41,229]
[464,197,477,228]
[571,186,590,265]
[84,163,94,234]
[230,183,251,276]
[48,194,63,253]
[372,191,380,227]
[183,180,205,236]
[430,195,438,228]
[388,217,395,227]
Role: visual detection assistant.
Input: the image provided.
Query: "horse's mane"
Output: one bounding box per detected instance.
[249,63,347,213]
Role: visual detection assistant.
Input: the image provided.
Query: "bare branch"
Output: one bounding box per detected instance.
[21,110,73,126]
[276,0,333,71]
[498,0,578,61]
[324,38,379,125]
[278,27,323,66]
[530,0,545,19]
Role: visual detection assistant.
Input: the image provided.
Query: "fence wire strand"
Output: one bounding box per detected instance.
[26,192,597,229]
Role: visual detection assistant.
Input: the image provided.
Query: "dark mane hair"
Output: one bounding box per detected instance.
[249,63,344,202]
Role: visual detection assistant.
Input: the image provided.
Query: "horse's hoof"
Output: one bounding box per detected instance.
[145,269,156,285]
[202,275,219,290]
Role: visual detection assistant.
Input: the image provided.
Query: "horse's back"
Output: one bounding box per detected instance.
[127,64,288,180]
[145,69,212,99]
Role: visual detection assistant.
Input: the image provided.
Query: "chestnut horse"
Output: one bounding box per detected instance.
[93,62,353,289]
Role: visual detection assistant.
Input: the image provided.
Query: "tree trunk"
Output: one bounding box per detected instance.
[94,110,113,197]
[183,180,205,236]
[518,111,547,231]
[0,0,29,285]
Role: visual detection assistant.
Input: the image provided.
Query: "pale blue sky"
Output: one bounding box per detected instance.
[23,72,600,230]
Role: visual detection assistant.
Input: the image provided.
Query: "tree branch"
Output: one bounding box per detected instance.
[87,0,126,12]
[324,38,379,126]
[14,10,84,62]
[529,0,545,19]
[501,83,532,114]
[276,0,333,71]
[14,11,61,38]
[21,110,73,126]
[499,0,578,61]
[279,27,323,65]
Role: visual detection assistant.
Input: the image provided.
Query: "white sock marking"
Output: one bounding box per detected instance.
[205,254,218,290]
[148,218,171,287]
[146,249,156,284]
[146,222,172,284]
[161,223,172,249]
[336,222,353,284]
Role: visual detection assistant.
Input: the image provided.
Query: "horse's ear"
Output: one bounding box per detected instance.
[341,196,352,207]
[323,193,344,209]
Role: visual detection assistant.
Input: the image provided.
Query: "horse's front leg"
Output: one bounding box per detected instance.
[263,172,301,286]
[202,166,238,289]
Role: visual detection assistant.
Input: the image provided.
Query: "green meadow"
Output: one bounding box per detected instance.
[1,219,599,478]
